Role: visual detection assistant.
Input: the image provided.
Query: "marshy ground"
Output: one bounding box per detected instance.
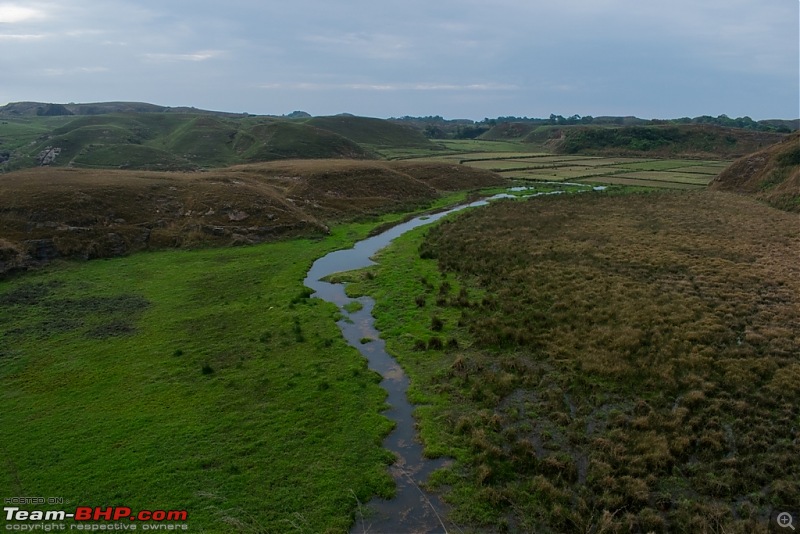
[346,188,799,532]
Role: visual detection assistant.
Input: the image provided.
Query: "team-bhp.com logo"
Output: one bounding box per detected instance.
[4,506,188,530]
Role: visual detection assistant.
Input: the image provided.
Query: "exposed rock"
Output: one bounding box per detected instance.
[202,226,228,237]
[36,147,61,165]
[104,233,128,256]
[227,210,249,222]
[24,239,59,261]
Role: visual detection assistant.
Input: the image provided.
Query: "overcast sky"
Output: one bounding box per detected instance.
[1,0,798,119]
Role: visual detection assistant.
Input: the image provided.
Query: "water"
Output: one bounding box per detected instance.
[303,188,595,531]
[305,200,494,533]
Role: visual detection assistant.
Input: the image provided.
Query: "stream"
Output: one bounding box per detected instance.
[304,187,603,532]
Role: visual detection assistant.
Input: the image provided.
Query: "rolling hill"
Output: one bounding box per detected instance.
[0,113,375,171]
[711,131,800,211]
[306,115,435,148]
[533,124,787,158]
[0,160,505,276]
[0,100,238,117]
[0,104,445,172]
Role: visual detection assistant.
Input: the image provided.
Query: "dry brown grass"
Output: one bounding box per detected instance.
[711,132,800,211]
[419,190,799,531]
[0,160,506,275]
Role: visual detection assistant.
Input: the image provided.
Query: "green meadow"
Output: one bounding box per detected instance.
[0,219,410,533]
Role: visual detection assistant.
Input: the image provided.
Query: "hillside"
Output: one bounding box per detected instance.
[0,113,374,171]
[542,124,787,158]
[0,161,505,276]
[306,115,435,148]
[0,101,240,117]
[711,132,800,211]
[478,122,537,141]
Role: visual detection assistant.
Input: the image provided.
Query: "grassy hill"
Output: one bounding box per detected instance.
[0,160,506,276]
[544,124,786,158]
[0,113,376,171]
[0,110,448,172]
[478,122,537,141]
[236,121,371,161]
[0,100,238,117]
[710,132,800,211]
[306,115,435,149]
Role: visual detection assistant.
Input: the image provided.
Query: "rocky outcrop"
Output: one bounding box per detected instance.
[36,147,61,166]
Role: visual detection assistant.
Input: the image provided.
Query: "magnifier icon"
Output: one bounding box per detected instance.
[779,512,796,530]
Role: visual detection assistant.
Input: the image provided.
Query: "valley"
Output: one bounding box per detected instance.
[0,104,798,532]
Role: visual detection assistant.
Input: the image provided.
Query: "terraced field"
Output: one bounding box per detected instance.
[382,140,732,189]
[470,156,728,189]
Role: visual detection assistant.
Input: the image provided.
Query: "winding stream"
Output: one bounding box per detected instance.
[304,187,602,532]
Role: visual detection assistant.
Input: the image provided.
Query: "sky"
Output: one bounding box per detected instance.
[1,0,798,120]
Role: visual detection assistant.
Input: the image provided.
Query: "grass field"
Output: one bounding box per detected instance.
[344,189,800,532]
[0,215,420,533]
[438,153,730,188]
[576,176,704,190]
[387,140,734,188]
[372,140,731,189]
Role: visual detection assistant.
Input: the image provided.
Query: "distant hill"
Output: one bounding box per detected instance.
[479,122,537,141]
[0,161,506,275]
[0,103,453,171]
[711,132,800,211]
[0,112,374,171]
[0,101,243,117]
[306,115,435,148]
[539,124,788,159]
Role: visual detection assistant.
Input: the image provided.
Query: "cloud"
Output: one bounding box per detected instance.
[259,82,519,92]
[302,32,412,60]
[142,50,225,62]
[41,66,110,76]
[0,3,46,23]
[0,33,45,40]
[0,0,795,119]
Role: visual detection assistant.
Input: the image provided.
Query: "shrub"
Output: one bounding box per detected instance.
[428,337,444,350]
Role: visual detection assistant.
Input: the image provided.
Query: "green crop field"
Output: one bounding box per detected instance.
[436,139,529,153]
[578,176,706,189]
[439,150,733,189]
[672,164,732,174]
[621,171,717,185]
[613,159,717,171]
[460,160,552,171]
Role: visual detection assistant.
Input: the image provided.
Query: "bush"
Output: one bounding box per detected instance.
[428,337,444,350]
